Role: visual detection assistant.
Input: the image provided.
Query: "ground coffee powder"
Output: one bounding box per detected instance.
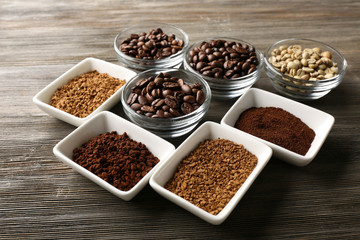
[235,107,315,155]
[50,70,126,118]
[165,138,257,215]
[73,131,159,191]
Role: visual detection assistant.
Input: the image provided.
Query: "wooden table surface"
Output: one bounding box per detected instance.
[1,0,359,239]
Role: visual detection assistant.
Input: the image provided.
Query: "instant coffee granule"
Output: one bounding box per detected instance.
[235,107,315,155]
[73,131,159,191]
[165,138,258,215]
[50,70,126,118]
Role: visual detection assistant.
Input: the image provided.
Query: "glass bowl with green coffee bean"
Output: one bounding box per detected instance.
[264,38,347,100]
[121,68,211,138]
[114,22,189,71]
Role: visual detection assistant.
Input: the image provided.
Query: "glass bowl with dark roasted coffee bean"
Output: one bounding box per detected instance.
[121,68,211,138]
[114,23,189,71]
[183,38,263,99]
[264,38,347,100]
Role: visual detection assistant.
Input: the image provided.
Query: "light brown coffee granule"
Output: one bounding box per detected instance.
[165,138,258,215]
[50,70,126,118]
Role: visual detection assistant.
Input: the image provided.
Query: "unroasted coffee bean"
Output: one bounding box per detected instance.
[188,39,259,79]
[127,72,206,118]
[120,28,184,60]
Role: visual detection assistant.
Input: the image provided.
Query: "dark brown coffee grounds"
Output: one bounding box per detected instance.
[235,107,315,156]
[72,131,159,191]
[165,138,258,215]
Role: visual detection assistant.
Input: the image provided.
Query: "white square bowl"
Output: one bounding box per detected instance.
[33,57,137,127]
[221,88,335,167]
[149,121,272,225]
[53,111,175,201]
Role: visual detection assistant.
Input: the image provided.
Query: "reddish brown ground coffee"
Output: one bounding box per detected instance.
[73,131,159,191]
[235,107,315,155]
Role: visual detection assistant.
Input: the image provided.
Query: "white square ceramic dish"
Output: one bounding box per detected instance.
[33,57,137,127]
[53,111,175,201]
[221,88,335,167]
[149,121,272,225]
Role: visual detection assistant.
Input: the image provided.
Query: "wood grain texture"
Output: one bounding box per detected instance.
[1,0,360,239]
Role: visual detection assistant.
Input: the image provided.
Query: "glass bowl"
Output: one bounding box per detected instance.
[121,68,211,138]
[183,37,263,100]
[264,38,347,100]
[114,22,189,71]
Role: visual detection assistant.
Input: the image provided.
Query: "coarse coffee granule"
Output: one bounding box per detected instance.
[50,70,126,118]
[234,107,315,155]
[73,131,159,191]
[165,138,258,215]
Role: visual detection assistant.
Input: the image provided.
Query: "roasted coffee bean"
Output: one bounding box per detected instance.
[127,72,206,118]
[138,95,149,105]
[137,77,151,87]
[146,81,155,92]
[145,92,154,103]
[145,112,154,117]
[163,82,180,89]
[130,103,142,111]
[188,39,259,79]
[154,77,164,86]
[169,107,181,117]
[156,109,165,118]
[162,105,170,112]
[127,93,138,105]
[149,88,158,98]
[165,95,178,109]
[181,102,194,115]
[162,89,173,97]
[202,70,213,77]
[248,66,256,75]
[183,95,196,104]
[177,78,184,87]
[211,61,223,68]
[242,62,250,71]
[181,84,192,94]
[152,98,165,109]
[196,90,205,104]
[196,62,207,71]
[141,105,155,113]
[120,28,184,60]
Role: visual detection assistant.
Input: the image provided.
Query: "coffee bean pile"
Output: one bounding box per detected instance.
[120,28,184,60]
[127,72,205,118]
[188,39,259,79]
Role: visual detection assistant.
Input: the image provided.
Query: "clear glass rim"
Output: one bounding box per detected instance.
[114,22,189,65]
[183,37,264,82]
